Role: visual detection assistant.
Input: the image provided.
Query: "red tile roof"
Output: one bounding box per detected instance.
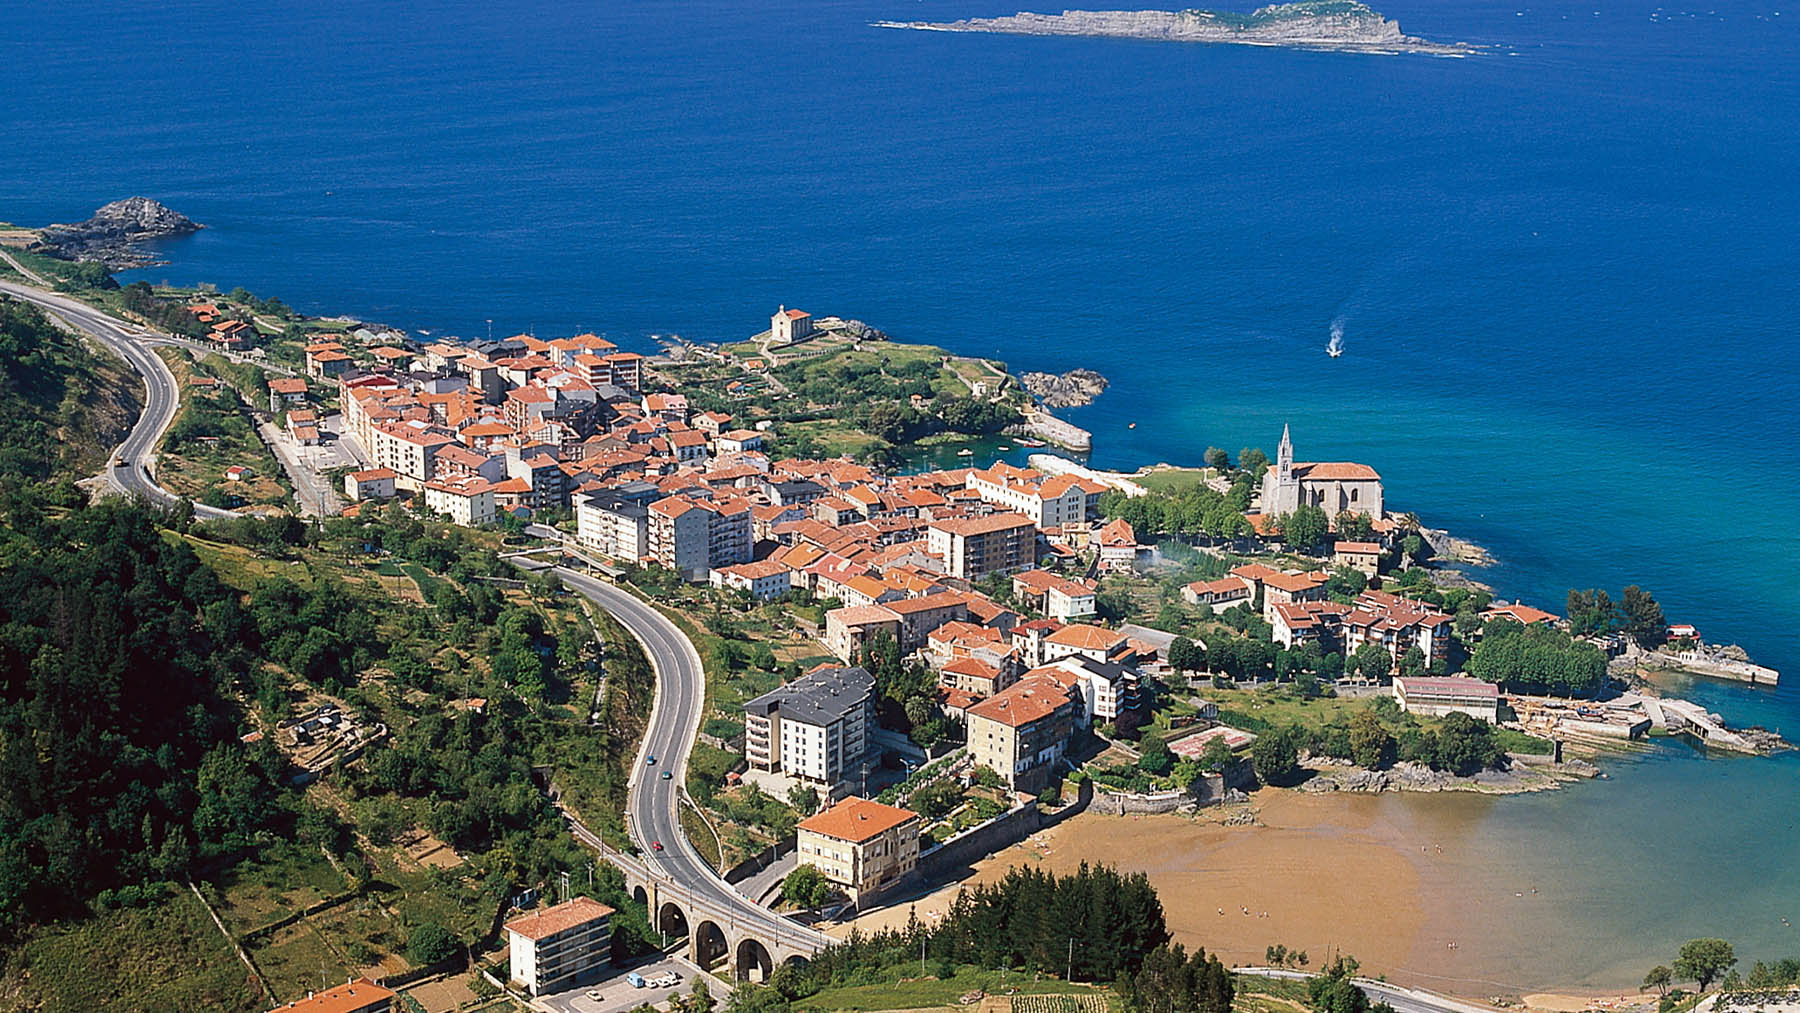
[797,796,916,842]
[504,896,614,941]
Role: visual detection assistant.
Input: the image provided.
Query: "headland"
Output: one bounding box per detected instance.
[874,1,1483,56]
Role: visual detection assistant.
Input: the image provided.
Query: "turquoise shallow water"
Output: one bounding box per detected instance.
[2,0,1796,986]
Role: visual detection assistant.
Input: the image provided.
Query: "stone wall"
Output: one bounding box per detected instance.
[919,802,1045,877]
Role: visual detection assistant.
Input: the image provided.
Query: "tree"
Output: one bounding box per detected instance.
[1283,505,1329,555]
[1250,726,1301,786]
[1335,510,1374,542]
[1204,447,1229,471]
[1674,939,1736,991]
[1169,636,1204,674]
[1239,448,1269,474]
[1434,712,1505,775]
[1348,710,1396,770]
[1349,642,1392,681]
[1398,645,1427,680]
[408,921,460,965]
[1621,585,1667,647]
[781,864,833,909]
[689,979,716,1013]
[1124,942,1234,1013]
[1642,966,1674,997]
[787,785,820,816]
[1400,534,1424,567]
[1198,737,1236,773]
[1138,731,1174,776]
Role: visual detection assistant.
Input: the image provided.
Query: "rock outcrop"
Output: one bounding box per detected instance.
[32,197,203,270]
[875,1,1479,55]
[1021,368,1108,408]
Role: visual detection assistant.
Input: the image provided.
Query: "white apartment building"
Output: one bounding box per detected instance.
[576,490,652,561]
[423,476,496,527]
[504,897,613,997]
[743,665,875,791]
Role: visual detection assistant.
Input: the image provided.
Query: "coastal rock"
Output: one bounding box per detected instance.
[32,197,203,270]
[875,1,1480,55]
[836,318,892,343]
[1021,367,1108,408]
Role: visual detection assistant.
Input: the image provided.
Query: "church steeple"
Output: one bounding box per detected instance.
[1277,423,1294,480]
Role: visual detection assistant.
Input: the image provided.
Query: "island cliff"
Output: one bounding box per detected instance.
[874,1,1479,55]
[31,197,202,270]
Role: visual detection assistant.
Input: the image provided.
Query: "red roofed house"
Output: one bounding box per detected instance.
[771,304,815,344]
[709,559,792,601]
[1042,623,1128,665]
[796,796,920,903]
[965,674,1078,792]
[1095,517,1140,574]
[268,376,309,411]
[1333,540,1384,578]
[1260,424,1385,519]
[263,977,395,1013]
[505,896,613,996]
[343,467,398,502]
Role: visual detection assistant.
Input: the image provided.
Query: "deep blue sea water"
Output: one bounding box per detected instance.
[3,0,1796,987]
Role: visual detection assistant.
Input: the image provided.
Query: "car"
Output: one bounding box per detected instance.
[586,990,604,1001]
[646,754,656,764]
[660,770,672,780]
[651,840,663,851]
[113,457,127,468]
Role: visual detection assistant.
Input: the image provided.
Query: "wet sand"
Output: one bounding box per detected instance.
[836,793,1429,979]
[832,790,1663,1000]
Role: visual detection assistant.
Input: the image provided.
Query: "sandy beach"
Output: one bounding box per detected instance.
[834,793,1428,975]
[830,790,1674,1002]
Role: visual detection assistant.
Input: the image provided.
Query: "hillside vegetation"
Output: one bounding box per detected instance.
[0,294,139,485]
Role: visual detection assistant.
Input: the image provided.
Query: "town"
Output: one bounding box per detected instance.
[2,264,1783,1013]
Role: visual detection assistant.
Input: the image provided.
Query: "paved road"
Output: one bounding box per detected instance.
[1237,968,1505,1013]
[0,278,234,519]
[550,566,828,955]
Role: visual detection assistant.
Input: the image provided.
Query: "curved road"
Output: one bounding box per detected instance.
[553,566,829,954]
[0,276,233,519]
[1238,968,1504,1013]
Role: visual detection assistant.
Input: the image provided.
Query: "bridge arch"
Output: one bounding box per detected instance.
[693,919,729,972]
[632,885,648,908]
[658,900,690,943]
[782,954,811,971]
[736,937,773,982]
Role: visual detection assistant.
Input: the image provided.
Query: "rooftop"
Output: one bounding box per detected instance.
[797,795,917,842]
[504,896,615,941]
[744,665,876,724]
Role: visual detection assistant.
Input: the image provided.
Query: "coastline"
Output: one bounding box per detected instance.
[832,793,1661,1000]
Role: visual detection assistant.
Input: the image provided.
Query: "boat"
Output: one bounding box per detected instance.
[1128,422,1137,429]
[957,448,974,457]
[997,445,1012,451]
[1327,344,1343,358]
[1016,438,1046,448]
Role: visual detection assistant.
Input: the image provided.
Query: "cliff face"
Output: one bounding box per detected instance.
[32,197,203,270]
[1022,368,1109,408]
[876,1,1474,53]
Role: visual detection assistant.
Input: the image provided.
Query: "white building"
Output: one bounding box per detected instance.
[1393,676,1499,723]
[743,665,875,791]
[710,559,792,600]
[504,897,613,997]
[343,466,398,502]
[422,476,496,527]
[1259,424,1385,520]
[771,305,814,344]
[576,490,653,562]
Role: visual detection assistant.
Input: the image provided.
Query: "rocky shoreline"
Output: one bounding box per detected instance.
[1298,755,1600,795]
[1021,367,1109,408]
[874,1,1482,56]
[31,197,202,270]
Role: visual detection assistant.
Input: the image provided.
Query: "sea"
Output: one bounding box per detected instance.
[3,0,1796,991]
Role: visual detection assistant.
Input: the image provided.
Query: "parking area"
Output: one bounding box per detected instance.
[536,956,722,1013]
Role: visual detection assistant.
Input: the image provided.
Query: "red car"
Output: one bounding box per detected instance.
[651,841,663,852]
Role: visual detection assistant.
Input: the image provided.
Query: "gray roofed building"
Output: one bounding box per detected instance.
[743,665,876,790]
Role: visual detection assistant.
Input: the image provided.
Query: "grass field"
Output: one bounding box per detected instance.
[1129,466,1221,496]
[0,888,265,1012]
[804,966,1117,1012]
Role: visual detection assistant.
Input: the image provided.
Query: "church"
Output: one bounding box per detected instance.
[1258,424,1384,520]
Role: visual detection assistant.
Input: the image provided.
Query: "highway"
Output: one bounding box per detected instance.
[551,565,829,953]
[1237,968,1504,1013]
[0,276,233,519]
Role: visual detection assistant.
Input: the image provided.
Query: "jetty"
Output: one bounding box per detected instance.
[1641,647,1780,687]
[1012,406,1092,451]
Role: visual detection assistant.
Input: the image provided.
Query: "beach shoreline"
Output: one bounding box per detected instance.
[829,792,1664,1003]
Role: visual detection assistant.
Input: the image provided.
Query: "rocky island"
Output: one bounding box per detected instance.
[1021,367,1110,407]
[874,0,1481,56]
[31,196,202,270]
